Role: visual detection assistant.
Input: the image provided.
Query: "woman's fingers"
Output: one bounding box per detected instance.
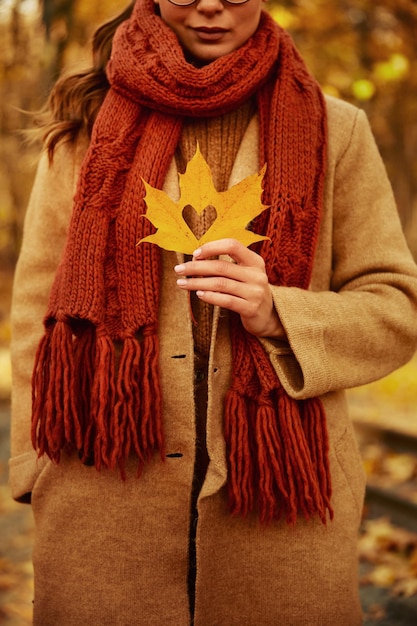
[192,238,266,268]
[175,258,262,282]
[174,238,286,339]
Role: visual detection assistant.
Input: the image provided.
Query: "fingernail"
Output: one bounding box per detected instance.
[174,264,186,273]
[193,248,202,259]
[177,279,187,287]
[196,290,204,298]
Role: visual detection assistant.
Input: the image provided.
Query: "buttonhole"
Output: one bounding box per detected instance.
[213,367,218,373]
[166,452,183,458]
[171,354,186,359]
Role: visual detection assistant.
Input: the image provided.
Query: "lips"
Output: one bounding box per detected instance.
[192,26,229,41]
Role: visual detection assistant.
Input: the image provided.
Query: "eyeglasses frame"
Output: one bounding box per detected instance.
[167,0,251,7]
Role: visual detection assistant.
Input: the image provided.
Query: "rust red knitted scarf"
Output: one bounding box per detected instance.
[32,0,332,524]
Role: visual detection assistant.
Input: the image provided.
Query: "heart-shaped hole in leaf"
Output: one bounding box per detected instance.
[182,204,217,239]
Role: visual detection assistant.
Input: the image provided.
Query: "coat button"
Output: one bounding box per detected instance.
[194,368,206,383]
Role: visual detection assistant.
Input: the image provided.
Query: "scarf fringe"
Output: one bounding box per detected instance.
[255,401,293,524]
[88,332,116,469]
[141,331,165,457]
[224,388,332,525]
[32,320,164,475]
[224,390,254,517]
[32,321,82,462]
[301,397,333,520]
[111,333,165,476]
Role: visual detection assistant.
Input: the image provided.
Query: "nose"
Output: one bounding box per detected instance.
[196,0,224,14]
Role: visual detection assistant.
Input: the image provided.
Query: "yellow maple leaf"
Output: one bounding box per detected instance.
[138,145,269,255]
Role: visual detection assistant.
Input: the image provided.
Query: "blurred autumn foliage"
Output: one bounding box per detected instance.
[271,0,417,256]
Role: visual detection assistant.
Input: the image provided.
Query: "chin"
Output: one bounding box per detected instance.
[186,45,233,65]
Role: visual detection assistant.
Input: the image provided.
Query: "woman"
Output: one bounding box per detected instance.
[10,0,417,624]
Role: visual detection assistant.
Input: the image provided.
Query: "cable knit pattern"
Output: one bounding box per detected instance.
[32,0,331,523]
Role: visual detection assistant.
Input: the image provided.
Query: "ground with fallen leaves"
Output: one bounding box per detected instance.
[0,404,34,624]
[352,356,417,625]
[360,518,417,597]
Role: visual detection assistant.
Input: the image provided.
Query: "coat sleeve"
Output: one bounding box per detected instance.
[9,140,81,501]
[260,106,417,400]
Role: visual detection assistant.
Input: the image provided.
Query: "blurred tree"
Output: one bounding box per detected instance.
[0,0,127,274]
[41,0,76,83]
[39,0,128,82]
[0,1,45,291]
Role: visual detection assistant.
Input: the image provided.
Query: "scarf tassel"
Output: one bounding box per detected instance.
[255,401,294,524]
[224,388,333,525]
[87,332,116,469]
[276,394,329,523]
[32,322,165,475]
[140,331,165,457]
[111,333,165,476]
[32,320,82,463]
[301,397,333,520]
[224,389,254,518]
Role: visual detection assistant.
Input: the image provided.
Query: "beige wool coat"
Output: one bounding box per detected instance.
[10,95,417,625]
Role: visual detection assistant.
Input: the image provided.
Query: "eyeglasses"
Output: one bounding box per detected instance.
[167,0,251,6]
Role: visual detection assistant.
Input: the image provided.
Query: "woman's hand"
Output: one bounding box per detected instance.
[174,238,286,339]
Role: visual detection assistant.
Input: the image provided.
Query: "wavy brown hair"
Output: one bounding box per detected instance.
[39,2,135,159]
